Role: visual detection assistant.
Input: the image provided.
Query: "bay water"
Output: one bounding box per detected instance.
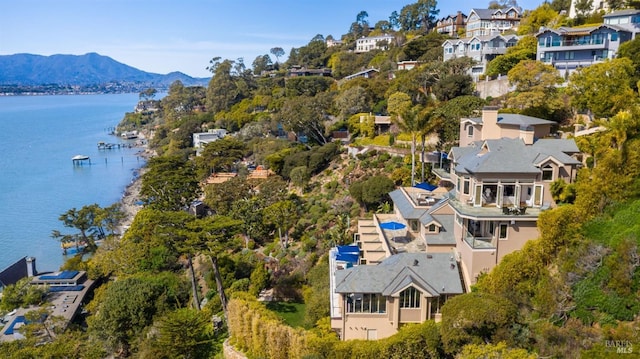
[0,93,145,272]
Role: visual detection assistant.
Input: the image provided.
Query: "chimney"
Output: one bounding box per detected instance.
[481,106,500,140]
[26,257,37,277]
[520,125,534,145]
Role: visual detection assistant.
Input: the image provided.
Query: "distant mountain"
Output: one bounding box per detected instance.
[0,53,209,88]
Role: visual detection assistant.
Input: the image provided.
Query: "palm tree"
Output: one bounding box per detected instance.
[389,92,423,186]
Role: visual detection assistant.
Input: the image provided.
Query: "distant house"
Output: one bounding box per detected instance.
[396,61,421,71]
[287,66,332,77]
[326,37,343,47]
[193,129,227,155]
[535,10,640,78]
[355,34,396,53]
[436,11,467,37]
[466,7,521,37]
[134,100,160,114]
[443,34,519,76]
[343,68,379,80]
[569,0,609,18]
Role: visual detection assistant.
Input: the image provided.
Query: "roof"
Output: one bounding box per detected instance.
[536,24,631,37]
[603,9,640,17]
[334,252,463,296]
[452,137,581,174]
[470,7,519,20]
[389,189,427,219]
[462,113,555,127]
[420,214,456,246]
[443,34,519,46]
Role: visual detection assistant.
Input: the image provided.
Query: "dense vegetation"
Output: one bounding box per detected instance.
[2,0,640,357]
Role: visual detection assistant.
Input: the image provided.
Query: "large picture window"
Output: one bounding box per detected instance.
[400,287,421,308]
[347,293,387,313]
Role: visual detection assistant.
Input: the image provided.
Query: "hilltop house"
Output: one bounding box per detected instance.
[466,7,521,37]
[355,34,396,53]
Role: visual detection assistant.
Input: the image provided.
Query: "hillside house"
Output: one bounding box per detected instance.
[436,11,467,37]
[443,34,519,76]
[193,129,227,155]
[466,7,521,37]
[330,107,583,340]
[536,10,640,77]
[355,34,395,53]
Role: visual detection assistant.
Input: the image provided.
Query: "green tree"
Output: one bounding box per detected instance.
[517,3,560,35]
[0,277,47,310]
[618,36,640,90]
[139,87,157,101]
[550,0,571,12]
[264,200,299,249]
[196,136,247,177]
[335,85,371,120]
[506,60,563,111]
[206,59,240,113]
[270,47,285,64]
[53,203,121,253]
[397,0,440,31]
[388,91,427,186]
[279,93,333,145]
[485,36,537,77]
[567,58,638,118]
[144,308,216,359]
[440,292,519,355]
[252,54,272,75]
[140,155,200,211]
[349,175,395,211]
[88,272,189,356]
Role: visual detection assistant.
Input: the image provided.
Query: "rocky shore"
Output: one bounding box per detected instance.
[116,143,155,235]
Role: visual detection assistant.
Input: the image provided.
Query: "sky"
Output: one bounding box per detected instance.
[0,0,543,78]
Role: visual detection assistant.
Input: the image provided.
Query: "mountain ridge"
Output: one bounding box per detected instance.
[0,53,209,88]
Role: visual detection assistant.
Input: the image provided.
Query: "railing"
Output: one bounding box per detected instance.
[464,233,495,249]
[540,38,605,47]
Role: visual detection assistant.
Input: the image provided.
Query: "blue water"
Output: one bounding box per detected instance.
[0,94,145,272]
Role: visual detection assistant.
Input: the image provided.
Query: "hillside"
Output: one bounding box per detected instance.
[0,53,209,88]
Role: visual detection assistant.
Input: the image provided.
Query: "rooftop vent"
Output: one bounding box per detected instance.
[413,259,419,266]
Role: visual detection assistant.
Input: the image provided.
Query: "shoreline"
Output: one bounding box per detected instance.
[116,144,155,235]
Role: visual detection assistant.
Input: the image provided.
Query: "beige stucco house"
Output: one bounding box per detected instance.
[330,107,583,340]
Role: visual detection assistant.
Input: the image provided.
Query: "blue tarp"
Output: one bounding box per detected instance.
[414,182,437,191]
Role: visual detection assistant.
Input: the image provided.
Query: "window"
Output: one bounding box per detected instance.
[467,124,474,137]
[347,293,386,313]
[564,51,574,60]
[542,165,553,181]
[428,224,437,232]
[611,32,618,41]
[499,223,508,239]
[400,287,421,308]
[463,177,470,195]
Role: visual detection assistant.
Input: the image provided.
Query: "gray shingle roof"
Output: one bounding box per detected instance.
[496,114,556,127]
[420,214,456,246]
[389,189,427,219]
[334,253,463,296]
[452,137,581,174]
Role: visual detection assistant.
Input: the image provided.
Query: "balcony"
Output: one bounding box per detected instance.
[539,38,607,52]
[464,233,495,249]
